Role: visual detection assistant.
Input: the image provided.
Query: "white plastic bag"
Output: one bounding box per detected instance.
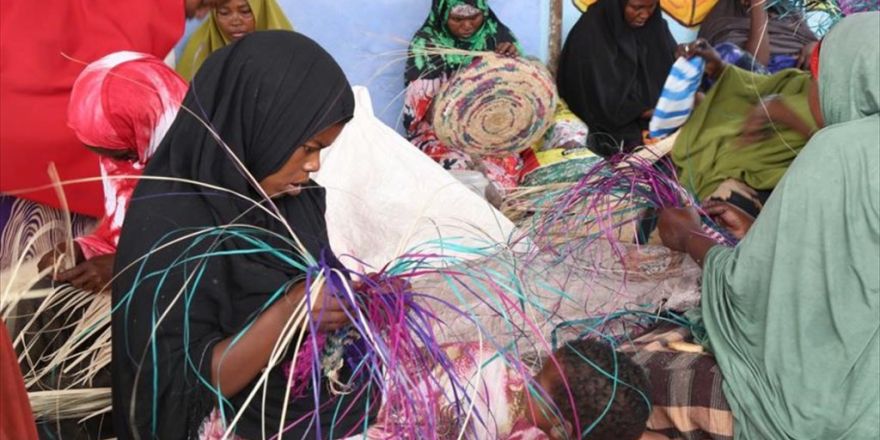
[314,87,517,270]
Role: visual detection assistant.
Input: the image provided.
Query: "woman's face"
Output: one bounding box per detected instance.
[258,122,346,198]
[624,0,659,28]
[216,0,256,42]
[446,11,485,39]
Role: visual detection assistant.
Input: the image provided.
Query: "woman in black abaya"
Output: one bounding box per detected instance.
[557,0,677,154]
[111,31,373,440]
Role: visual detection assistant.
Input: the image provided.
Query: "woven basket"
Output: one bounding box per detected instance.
[432,54,558,157]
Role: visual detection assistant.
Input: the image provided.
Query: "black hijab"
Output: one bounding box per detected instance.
[111,31,367,440]
[556,0,676,151]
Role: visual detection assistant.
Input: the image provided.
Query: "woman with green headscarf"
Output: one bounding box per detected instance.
[670,39,821,216]
[404,0,524,191]
[177,0,292,80]
[658,12,879,439]
[403,0,593,194]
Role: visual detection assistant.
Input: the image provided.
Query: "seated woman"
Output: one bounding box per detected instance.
[0,0,218,273]
[671,40,819,216]
[37,52,188,292]
[699,0,818,74]
[556,0,677,154]
[177,0,292,80]
[404,0,589,192]
[111,32,372,440]
[657,13,878,438]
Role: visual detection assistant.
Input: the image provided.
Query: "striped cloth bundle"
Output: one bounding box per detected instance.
[649,56,705,139]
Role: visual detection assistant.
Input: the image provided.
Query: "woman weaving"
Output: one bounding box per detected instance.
[670,39,820,216]
[112,32,373,439]
[657,13,879,439]
[405,0,590,191]
[36,53,189,292]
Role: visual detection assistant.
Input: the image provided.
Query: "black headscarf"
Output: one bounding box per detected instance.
[404,0,519,84]
[556,0,676,151]
[111,31,367,440]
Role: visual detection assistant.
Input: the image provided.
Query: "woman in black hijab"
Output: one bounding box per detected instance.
[557,0,677,154]
[111,31,372,440]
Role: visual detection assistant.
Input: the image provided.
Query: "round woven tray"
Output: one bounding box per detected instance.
[431,54,558,157]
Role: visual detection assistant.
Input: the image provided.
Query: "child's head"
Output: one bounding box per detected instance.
[533,339,651,440]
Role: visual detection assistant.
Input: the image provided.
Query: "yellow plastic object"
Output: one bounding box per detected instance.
[660,0,720,26]
[573,0,720,27]
[572,0,598,12]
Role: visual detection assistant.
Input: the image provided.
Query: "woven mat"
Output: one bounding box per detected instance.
[432,54,557,157]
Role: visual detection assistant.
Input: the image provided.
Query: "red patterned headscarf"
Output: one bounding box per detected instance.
[68,51,188,163]
[67,52,188,259]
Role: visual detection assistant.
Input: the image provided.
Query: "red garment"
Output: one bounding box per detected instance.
[810,40,822,79]
[0,323,37,440]
[67,52,188,258]
[0,0,185,217]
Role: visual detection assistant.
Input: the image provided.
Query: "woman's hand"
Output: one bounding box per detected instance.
[694,91,706,108]
[298,283,351,333]
[797,42,818,70]
[741,96,814,144]
[353,273,411,296]
[54,254,116,293]
[37,241,85,274]
[658,207,703,252]
[37,242,114,293]
[703,200,755,240]
[741,100,775,144]
[678,39,724,80]
[658,207,722,267]
[210,279,351,398]
[495,42,519,58]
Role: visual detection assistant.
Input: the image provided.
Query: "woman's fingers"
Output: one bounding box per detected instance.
[55,264,86,282]
[495,42,517,57]
[70,272,98,291]
[37,251,56,272]
[675,44,688,58]
[703,202,729,217]
[313,310,350,332]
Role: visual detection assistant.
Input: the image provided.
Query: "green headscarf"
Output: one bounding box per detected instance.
[177,0,293,80]
[671,66,818,201]
[700,12,879,439]
[405,0,520,83]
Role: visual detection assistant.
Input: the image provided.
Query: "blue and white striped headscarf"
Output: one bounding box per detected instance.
[649,56,705,139]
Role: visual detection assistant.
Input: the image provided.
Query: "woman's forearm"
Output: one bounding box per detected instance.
[210,282,305,397]
[684,232,721,267]
[768,99,816,139]
[745,1,771,66]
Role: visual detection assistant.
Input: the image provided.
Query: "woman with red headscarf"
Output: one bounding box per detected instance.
[0,0,219,278]
[36,52,189,292]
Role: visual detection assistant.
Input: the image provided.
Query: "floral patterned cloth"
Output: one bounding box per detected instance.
[403,75,524,189]
[403,75,589,190]
[362,342,549,440]
[198,342,550,439]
